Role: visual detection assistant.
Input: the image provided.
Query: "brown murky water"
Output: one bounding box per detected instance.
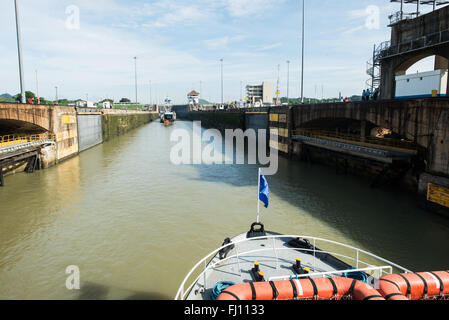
[1,121,448,299]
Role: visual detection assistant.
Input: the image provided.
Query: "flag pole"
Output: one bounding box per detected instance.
[257,168,261,223]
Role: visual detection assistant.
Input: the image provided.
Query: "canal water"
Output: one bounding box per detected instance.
[1,121,448,300]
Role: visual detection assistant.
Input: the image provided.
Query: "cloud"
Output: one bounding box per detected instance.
[1,0,404,103]
[203,35,247,50]
[226,0,284,17]
[257,42,283,51]
[142,2,210,28]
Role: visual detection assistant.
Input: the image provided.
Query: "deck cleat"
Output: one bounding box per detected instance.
[292,257,303,274]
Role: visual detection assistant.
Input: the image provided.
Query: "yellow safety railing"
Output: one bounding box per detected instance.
[0,133,56,148]
[294,129,419,154]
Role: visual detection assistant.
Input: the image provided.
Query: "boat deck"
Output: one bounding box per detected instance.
[187,232,355,300]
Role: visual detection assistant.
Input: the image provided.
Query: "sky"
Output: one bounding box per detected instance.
[0,0,438,104]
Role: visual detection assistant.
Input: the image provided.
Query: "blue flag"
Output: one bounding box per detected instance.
[259,173,269,208]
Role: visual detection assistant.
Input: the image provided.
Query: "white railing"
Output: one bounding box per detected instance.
[174,234,412,300]
[379,28,449,59]
[268,266,392,282]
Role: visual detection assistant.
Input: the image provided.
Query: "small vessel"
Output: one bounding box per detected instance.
[162,112,176,126]
[175,170,449,301]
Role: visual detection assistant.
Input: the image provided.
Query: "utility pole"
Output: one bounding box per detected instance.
[14,0,25,104]
[134,56,138,104]
[300,0,305,104]
[220,58,224,105]
[286,60,290,105]
[149,80,152,105]
[35,70,39,104]
[371,44,376,92]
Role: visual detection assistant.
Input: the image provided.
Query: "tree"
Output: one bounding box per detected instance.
[15,91,36,102]
[119,98,131,103]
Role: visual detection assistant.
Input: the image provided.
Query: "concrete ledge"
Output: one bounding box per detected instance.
[418,172,449,195]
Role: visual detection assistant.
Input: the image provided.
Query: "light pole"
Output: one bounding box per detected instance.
[35,70,40,105]
[149,80,152,105]
[220,58,224,105]
[286,60,290,105]
[134,56,138,104]
[300,0,305,104]
[55,86,58,104]
[14,0,25,104]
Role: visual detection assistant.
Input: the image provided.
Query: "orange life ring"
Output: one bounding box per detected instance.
[379,271,449,300]
[217,277,384,301]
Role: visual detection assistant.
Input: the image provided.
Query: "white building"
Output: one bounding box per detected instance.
[246,82,273,105]
[395,69,448,99]
[76,100,95,108]
[188,90,200,105]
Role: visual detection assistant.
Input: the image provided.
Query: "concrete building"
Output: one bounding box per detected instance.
[246,82,273,105]
[76,100,95,108]
[187,90,200,105]
[395,69,448,98]
[102,101,112,109]
[378,2,449,99]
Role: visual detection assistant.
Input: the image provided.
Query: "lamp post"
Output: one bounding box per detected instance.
[286,60,290,105]
[220,58,224,105]
[35,70,40,104]
[300,0,305,104]
[55,86,58,104]
[14,0,25,104]
[134,56,138,104]
[149,80,152,105]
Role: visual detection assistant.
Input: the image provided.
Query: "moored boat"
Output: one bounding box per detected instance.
[162,112,176,126]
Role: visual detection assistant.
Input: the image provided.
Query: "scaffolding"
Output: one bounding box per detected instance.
[366,42,390,90]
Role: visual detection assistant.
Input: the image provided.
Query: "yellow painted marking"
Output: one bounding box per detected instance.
[427,183,449,208]
[270,114,279,122]
[279,114,287,123]
[279,128,289,138]
[62,115,76,124]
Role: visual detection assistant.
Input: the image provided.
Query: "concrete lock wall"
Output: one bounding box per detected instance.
[77,113,103,152]
[102,110,159,141]
[182,111,245,131]
[245,113,269,133]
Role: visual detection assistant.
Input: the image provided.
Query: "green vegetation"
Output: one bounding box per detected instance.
[113,104,145,110]
[281,95,362,105]
[0,97,15,103]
